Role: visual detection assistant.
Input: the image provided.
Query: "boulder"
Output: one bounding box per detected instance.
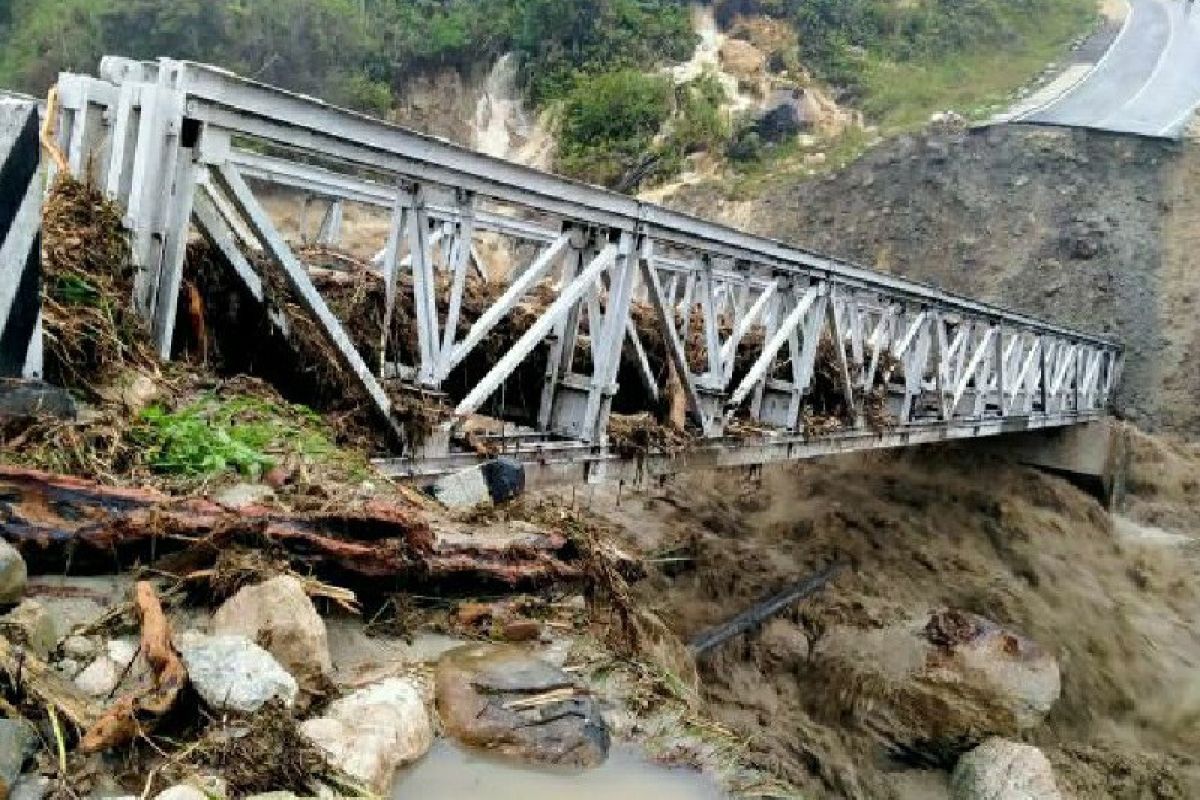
[951,739,1063,800]
[812,609,1060,762]
[0,600,56,658]
[0,540,27,605]
[0,719,38,799]
[177,634,298,713]
[300,678,432,792]
[435,644,609,769]
[212,576,332,690]
[719,38,767,82]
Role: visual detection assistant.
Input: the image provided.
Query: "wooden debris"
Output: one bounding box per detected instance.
[0,635,96,731]
[0,467,582,589]
[80,582,187,752]
[688,563,845,656]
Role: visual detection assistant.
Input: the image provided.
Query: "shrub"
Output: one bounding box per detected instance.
[557,69,672,188]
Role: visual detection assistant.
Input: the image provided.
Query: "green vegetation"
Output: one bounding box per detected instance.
[0,0,694,109]
[0,0,1095,189]
[557,68,731,189]
[132,394,334,479]
[716,0,1095,132]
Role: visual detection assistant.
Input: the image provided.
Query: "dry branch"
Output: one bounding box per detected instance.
[80,582,186,752]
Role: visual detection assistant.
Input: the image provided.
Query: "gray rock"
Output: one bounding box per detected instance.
[300,678,432,793]
[8,775,50,800]
[62,634,100,662]
[0,600,56,657]
[0,719,38,798]
[436,644,609,769]
[213,483,275,510]
[951,739,1063,800]
[0,540,27,605]
[75,639,144,697]
[178,634,298,713]
[153,787,208,800]
[430,464,493,509]
[212,575,332,690]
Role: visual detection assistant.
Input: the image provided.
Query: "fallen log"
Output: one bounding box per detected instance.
[0,467,581,589]
[80,581,186,752]
[688,563,845,656]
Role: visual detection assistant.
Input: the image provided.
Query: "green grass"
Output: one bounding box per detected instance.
[858,0,1097,132]
[132,394,335,479]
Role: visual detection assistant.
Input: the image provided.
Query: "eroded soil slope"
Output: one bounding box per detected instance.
[671,126,1200,435]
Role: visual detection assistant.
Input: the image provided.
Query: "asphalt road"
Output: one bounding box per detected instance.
[1023,0,1200,138]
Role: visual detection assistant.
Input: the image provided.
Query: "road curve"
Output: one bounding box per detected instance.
[1022,0,1200,138]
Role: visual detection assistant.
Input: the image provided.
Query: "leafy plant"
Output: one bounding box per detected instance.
[132,394,334,478]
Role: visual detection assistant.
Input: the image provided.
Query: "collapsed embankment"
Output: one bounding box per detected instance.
[669,124,1200,437]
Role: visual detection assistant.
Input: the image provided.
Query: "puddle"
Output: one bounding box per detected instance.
[393,741,724,800]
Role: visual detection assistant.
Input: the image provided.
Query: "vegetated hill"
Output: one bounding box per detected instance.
[0,0,1095,190]
[668,124,1200,436]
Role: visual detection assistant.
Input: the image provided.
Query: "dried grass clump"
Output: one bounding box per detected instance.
[607,412,694,459]
[189,702,332,797]
[41,175,154,396]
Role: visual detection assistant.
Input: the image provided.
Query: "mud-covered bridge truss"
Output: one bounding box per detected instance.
[49,58,1121,484]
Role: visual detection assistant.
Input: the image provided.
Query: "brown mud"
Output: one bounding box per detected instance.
[567,436,1200,799]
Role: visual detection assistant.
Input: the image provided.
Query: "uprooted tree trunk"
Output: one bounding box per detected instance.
[0,467,583,591]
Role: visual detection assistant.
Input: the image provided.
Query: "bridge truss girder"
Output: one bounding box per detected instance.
[47,57,1123,480]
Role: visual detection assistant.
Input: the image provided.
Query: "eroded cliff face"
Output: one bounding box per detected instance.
[666,125,1200,435]
[389,57,552,170]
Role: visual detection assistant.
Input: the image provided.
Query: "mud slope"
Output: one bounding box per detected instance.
[671,126,1200,435]
[597,437,1200,799]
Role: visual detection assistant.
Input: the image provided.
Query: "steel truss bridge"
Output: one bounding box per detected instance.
[45,57,1122,485]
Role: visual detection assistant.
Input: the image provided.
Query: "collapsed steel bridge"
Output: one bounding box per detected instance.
[46,57,1122,484]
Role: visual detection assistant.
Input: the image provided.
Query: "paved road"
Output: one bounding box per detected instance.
[1023,0,1200,138]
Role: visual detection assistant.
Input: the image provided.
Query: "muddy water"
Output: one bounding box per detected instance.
[393,741,724,800]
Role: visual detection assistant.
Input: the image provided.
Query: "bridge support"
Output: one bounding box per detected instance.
[982,419,1128,508]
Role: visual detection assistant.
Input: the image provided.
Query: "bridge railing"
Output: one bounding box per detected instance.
[46,57,1122,469]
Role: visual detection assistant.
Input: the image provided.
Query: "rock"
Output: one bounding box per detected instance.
[753,94,804,144]
[62,634,99,662]
[0,600,56,658]
[0,540,27,605]
[719,38,767,82]
[75,639,144,697]
[153,787,208,800]
[300,678,432,793]
[7,775,49,800]
[431,458,526,509]
[212,575,332,690]
[213,482,275,510]
[120,372,160,414]
[178,634,298,713]
[436,644,609,769]
[951,739,1062,800]
[0,720,38,799]
[812,609,1060,762]
[499,618,542,643]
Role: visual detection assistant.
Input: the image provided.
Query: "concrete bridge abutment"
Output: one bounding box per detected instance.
[983,420,1129,509]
